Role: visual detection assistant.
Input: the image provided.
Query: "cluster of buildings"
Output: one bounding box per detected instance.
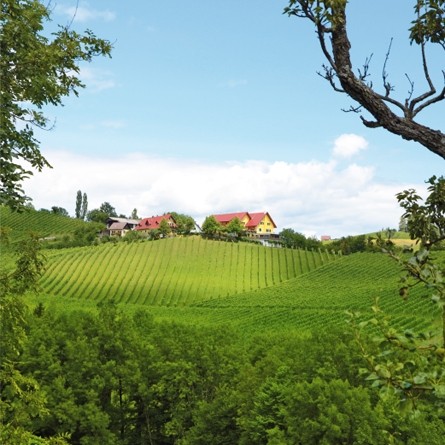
[106,211,278,239]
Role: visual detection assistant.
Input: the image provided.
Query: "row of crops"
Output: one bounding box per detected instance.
[0,206,86,243]
[190,252,440,333]
[40,236,338,306]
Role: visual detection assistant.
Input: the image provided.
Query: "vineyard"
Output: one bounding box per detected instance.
[0,206,87,244]
[39,236,337,306]
[3,209,441,336]
[35,238,442,336]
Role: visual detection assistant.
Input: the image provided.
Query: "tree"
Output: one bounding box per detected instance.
[158,218,171,237]
[284,1,445,159]
[87,202,117,224]
[0,234,68,444]
[225,217,245,239]
[201,215,223,237]
[75,191,82,219]
[0,0,112,210]
[130,208,139,220]
[81,193,88,220]
[171,212,196,235]
[99,202,117,218]
[51,206,69,217]
[86,208,108,224]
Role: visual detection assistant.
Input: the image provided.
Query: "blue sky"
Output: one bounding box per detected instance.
[25,1,444,238]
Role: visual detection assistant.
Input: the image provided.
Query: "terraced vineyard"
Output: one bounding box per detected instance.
[40,237,337,306]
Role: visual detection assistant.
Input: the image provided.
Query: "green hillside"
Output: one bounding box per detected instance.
[0,205,87,244]
[39,237,336,306]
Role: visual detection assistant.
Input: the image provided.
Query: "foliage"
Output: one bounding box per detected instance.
[0,0,112,210]
[0,234,68,444]
[87,202,117,223]
[279,228,322,249]
[348,176,445,411]
[50,206,69,217]
[329,234,368,254]
[284,0,445,159]
[75,191,82,219]
[201,215,223,237]
[158,218,171,237]
[14,311,445,444]
[170,212,196,235]
[75,191,88,220]
[225,217,245,239]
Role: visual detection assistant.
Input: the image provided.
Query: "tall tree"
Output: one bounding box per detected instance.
[130,208,139,220]
[0,0,112,210]
[75,190,82,219]
[284,1,445,159]
[81,192,88,220]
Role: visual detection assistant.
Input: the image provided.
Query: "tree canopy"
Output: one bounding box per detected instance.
[284,0,445,159]
[0,0,112,210]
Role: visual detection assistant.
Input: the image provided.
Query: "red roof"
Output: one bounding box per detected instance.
[246,212,277,229]
[212,211,277,230]
[135,213,176,231]
[213,212,250,224]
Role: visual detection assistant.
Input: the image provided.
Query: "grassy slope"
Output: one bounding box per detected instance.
[0,206,87,244]
[39,237,336,306]
[6,209,439,336]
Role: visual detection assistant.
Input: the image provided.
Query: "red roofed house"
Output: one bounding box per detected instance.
[212,212,277,236]
[135,213,177,234]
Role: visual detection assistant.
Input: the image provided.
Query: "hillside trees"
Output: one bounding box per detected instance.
[284,1,445,159]
[0,234,68,444]
[279,228,322,249]
[0,0,112,210]
[87,202,117,224]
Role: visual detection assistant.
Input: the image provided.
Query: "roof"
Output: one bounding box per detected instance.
[213,212,250,224]
[108,222,130,230]
[212,211,277,229]
[135,213,176,230]
[246,212,277,229]
[106,217,140,226]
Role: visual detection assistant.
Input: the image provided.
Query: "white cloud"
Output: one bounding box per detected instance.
[80,67,116,92]
[23,150,422,239]
[57,3,116,23]
[333,133,369,158]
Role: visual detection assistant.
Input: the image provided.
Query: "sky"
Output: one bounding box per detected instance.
[24,0,444,238]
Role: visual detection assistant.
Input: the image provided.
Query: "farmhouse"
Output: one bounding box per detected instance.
[212,211,277,236]
[135,213,177,233]
[105,217,140,237]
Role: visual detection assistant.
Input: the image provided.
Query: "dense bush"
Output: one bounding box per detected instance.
[12,304,444,444]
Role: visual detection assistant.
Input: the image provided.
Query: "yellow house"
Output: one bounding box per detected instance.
[212,212,277,235]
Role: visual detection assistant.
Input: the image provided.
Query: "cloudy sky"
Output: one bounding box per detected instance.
[25,1,443,238]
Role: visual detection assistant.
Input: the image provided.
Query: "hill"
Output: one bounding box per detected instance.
[39,237,336,306]
[0,205,88,244]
